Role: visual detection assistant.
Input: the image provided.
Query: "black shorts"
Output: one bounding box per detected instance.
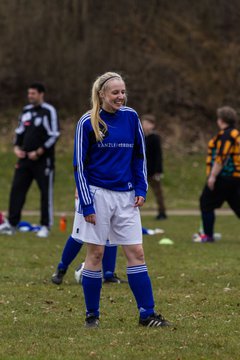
[200,176,240,217]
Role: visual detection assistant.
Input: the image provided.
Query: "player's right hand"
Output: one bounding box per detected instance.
[84,214,96,225]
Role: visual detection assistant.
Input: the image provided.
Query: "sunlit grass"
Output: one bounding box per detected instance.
[1,215,240,360]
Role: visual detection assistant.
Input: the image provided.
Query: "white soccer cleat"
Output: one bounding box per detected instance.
[0,219,15,235]
[74,262,85,284]
[36,226,49,238]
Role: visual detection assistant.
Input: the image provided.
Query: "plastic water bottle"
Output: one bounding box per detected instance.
[59,214,67,232]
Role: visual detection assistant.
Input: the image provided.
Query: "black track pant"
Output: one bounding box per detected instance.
[8,157,54,227]
[200,176,240,216]
[199,176,240,236]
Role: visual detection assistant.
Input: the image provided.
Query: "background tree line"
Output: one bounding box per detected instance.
[0,0,240,145]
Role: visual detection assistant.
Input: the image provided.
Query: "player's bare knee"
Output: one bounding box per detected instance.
[92,249,104,265]
[86,247,104,267]
[125,246,145,263]
[134,248,145,262]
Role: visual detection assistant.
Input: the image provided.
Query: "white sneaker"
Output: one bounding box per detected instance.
[146,228,165,235]
[36,226,49,238]
[0,219,15,235]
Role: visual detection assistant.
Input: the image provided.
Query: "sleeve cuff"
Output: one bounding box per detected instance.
[82,204,95,216]
[135,189,147,200]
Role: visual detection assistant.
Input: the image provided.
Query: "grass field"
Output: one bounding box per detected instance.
[1,215,240,360]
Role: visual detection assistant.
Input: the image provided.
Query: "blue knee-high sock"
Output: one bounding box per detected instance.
[58,236,83,270]
[202,211,215,238]
[102,243,117,279]
[82,269,102,318]
[127,264,155,319]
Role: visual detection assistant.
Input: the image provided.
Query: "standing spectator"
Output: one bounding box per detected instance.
[141,114,167,220]
[0,83,60,238]
[72,71,171,328]
[193,106,240,242]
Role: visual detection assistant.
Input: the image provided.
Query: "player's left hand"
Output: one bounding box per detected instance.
[134,196,145,207]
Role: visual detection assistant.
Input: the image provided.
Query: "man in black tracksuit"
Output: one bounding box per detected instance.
[1,83,60,237]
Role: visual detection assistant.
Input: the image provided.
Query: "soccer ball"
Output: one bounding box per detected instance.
[74,262,85,284]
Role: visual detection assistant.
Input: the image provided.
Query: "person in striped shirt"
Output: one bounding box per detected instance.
[194,106,240,242]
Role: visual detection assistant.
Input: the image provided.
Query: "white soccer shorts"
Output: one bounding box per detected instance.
[72,186,143,245]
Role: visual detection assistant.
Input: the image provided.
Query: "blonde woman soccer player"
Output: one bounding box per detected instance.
[73,72,171,328]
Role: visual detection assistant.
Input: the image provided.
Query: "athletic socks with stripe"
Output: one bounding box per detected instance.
[127,264,155,319]
[82,269,102,318]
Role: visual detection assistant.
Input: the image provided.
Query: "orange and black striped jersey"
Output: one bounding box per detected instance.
[206,127,240,178]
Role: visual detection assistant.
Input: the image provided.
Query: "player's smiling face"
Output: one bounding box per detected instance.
[100,79,126,113]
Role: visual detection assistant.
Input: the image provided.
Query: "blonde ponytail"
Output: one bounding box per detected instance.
[90,72,123,141]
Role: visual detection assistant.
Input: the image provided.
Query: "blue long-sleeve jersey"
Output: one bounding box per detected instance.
[73,106,148,216]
